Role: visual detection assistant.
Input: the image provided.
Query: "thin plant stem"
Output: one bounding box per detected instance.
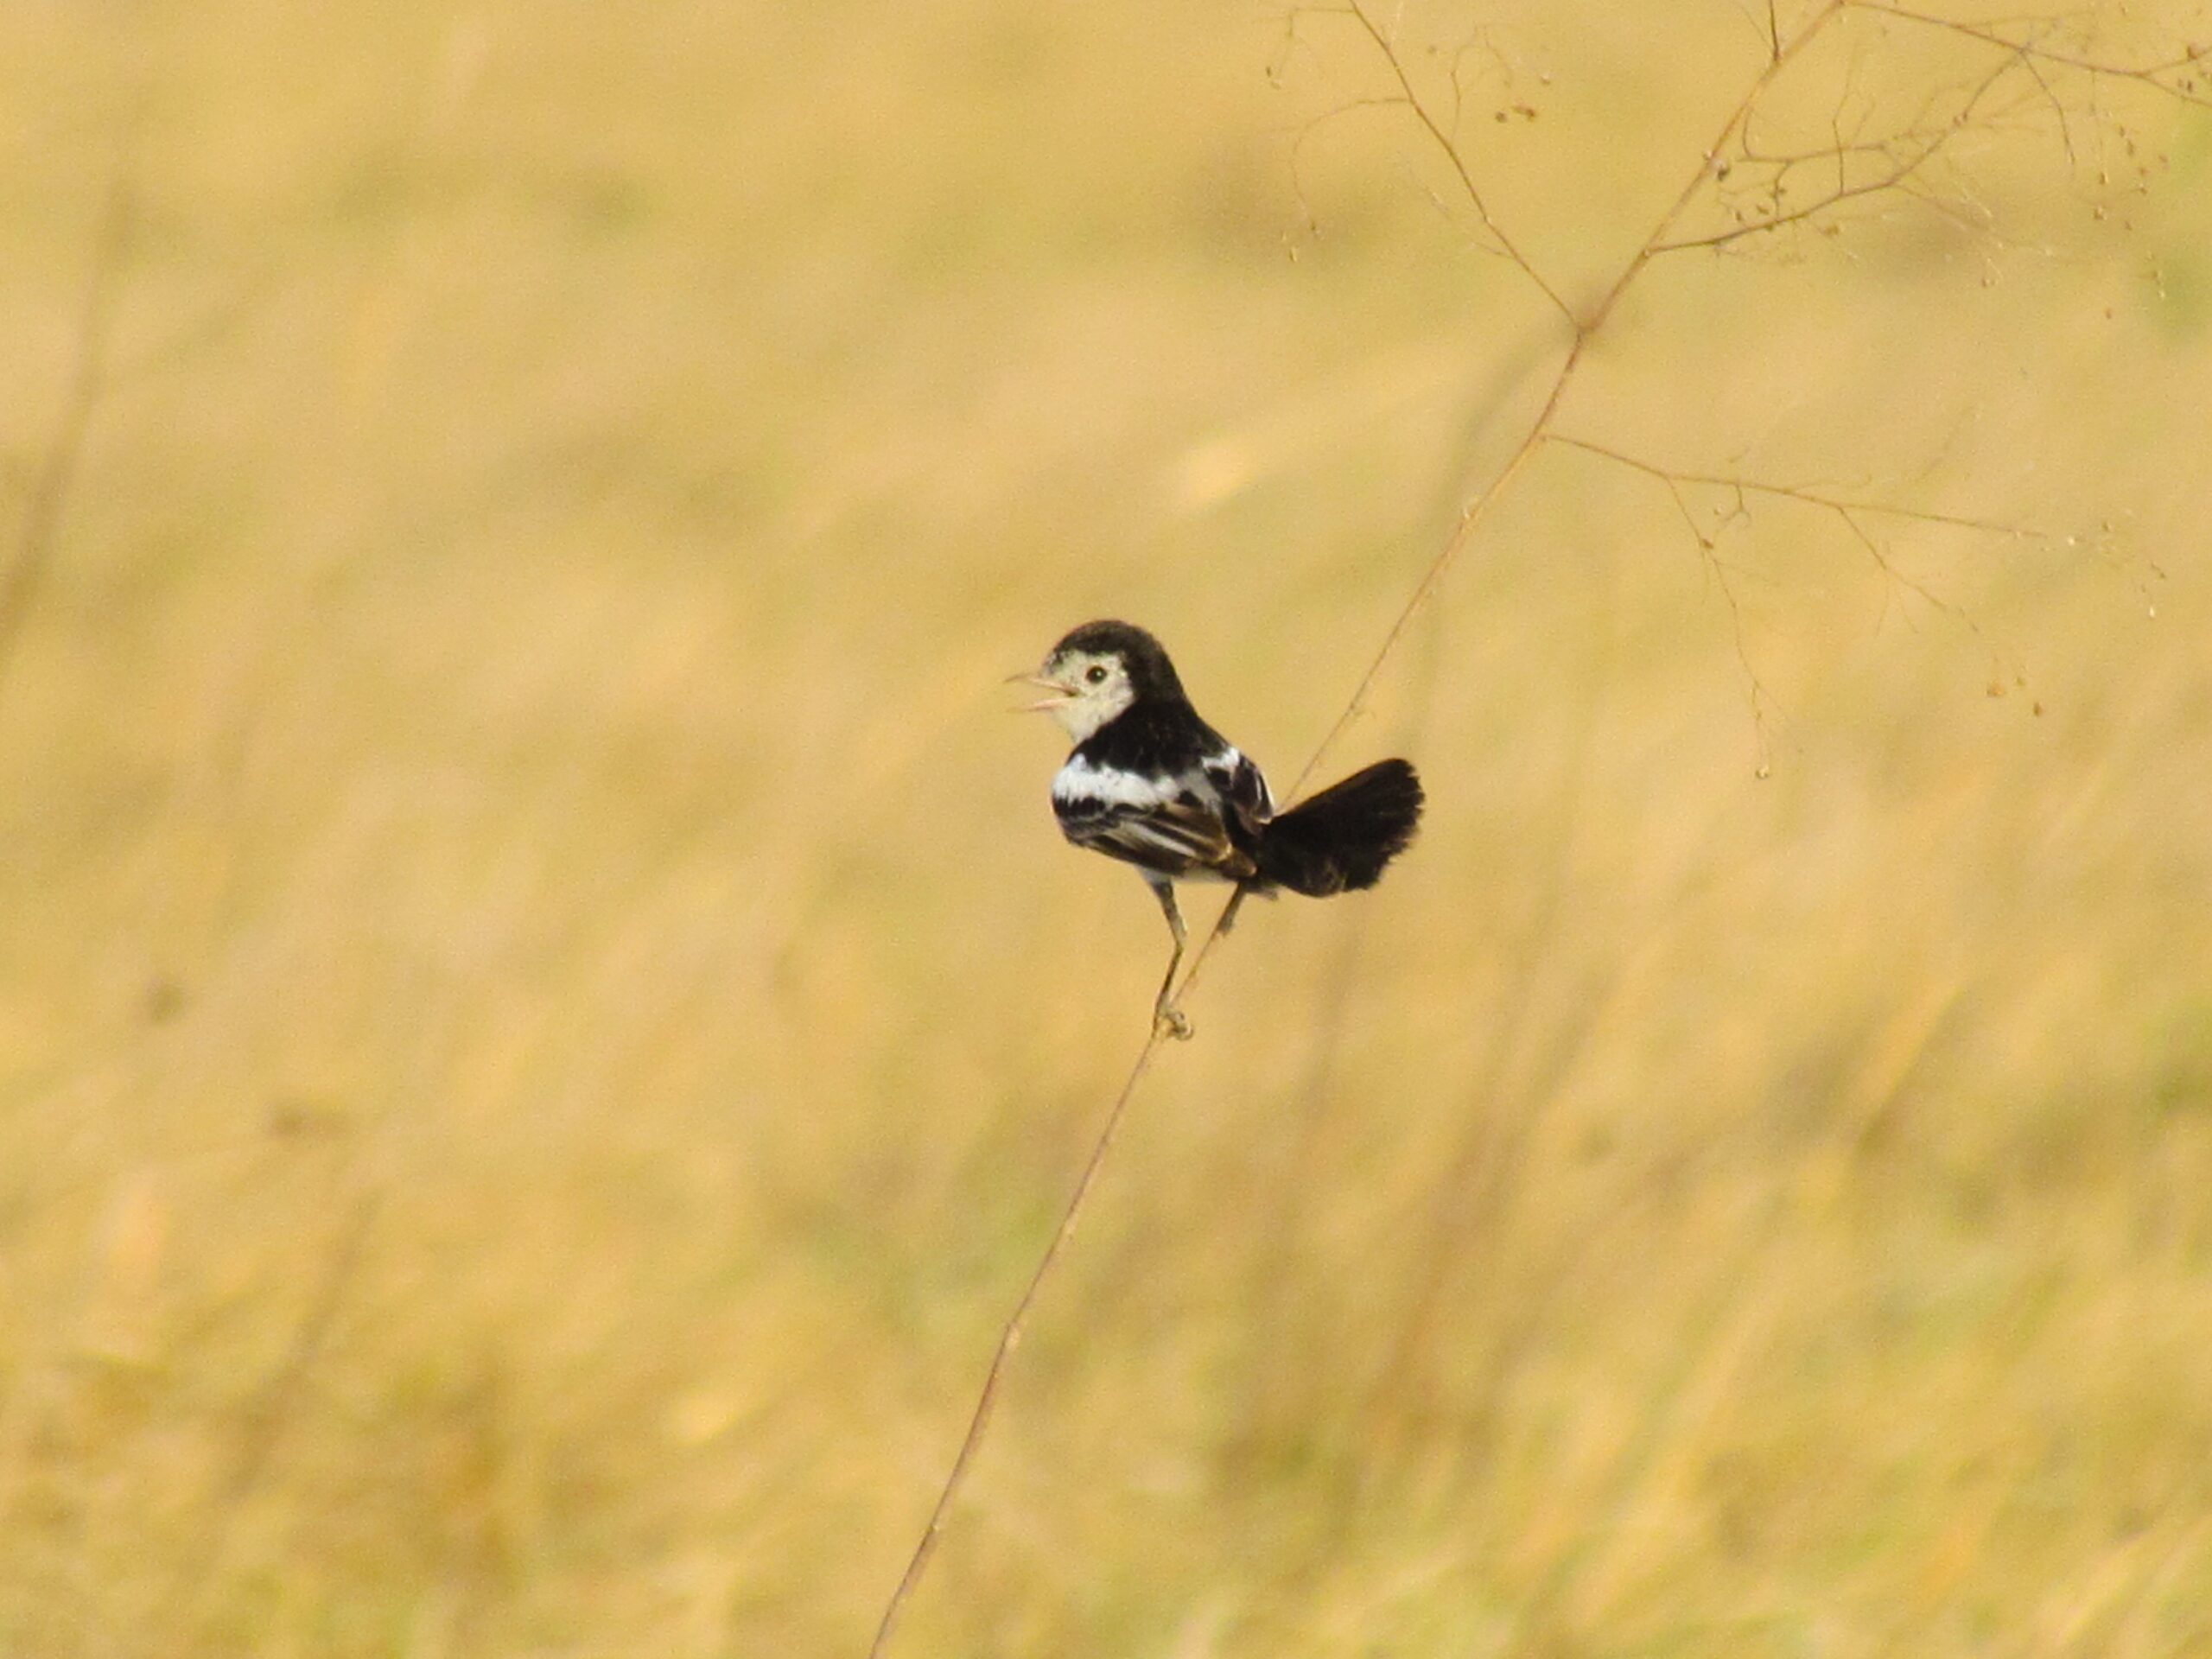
[864,1034,1173,1658]
[867,3,2134,1647]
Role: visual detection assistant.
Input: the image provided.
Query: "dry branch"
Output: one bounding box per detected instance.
[1341,0,1578,322]
[865,0,2189,1643]
[1548,429,2039,683]
[1854,0,2212,111]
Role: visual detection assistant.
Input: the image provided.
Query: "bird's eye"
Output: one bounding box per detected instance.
[1084,664,1109,685]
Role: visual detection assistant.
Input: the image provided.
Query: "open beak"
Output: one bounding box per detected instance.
[1005,671,1074,713]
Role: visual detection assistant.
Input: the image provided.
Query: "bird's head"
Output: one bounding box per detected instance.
[1012,620,1183,742]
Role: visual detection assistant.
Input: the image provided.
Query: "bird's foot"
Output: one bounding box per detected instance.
[1154,1001,1194,1041]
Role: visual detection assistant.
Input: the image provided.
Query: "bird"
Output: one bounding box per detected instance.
[1015,619,1424,1039]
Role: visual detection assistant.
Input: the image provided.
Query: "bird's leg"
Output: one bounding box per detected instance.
[1146,876,1193,1040]
[1217,880,1252,937]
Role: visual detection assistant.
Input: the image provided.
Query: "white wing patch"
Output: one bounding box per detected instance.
[1051,747,1258,880]
[1052,753,1185,810]
[1203,747,1274,824]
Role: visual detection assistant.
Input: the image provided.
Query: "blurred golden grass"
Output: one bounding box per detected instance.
[2,1,2210,1654]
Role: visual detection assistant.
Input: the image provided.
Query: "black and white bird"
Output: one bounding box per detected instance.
[1017,620,1424,1037]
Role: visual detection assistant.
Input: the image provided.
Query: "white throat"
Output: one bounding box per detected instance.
[1050,685,1133,744]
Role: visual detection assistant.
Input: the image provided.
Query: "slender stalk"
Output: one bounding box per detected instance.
[865,1037,1171,1657]
[868,6,1877,1647]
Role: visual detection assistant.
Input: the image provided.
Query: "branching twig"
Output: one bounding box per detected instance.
[1853,0,2212,111]
[1551,429,2044,691]
[1342,0,1578,323]
[1288,93,1429,238]
[1656,49,2018,252]
[1545,431,2050,544]
[870,12,1851,1647]
[1287,3,1848,797]
[865,0,2177,1640]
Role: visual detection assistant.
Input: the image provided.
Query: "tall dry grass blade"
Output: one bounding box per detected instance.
[0,124,139,721]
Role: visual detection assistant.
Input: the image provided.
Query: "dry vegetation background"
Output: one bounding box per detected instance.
[3,0,2212,1655]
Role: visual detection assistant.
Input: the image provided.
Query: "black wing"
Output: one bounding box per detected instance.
[1058,791,1241,876]
[1055,704,1269,881]
[1202,747,1274,856]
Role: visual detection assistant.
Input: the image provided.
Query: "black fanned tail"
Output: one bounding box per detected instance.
[1255,759,1424,897]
